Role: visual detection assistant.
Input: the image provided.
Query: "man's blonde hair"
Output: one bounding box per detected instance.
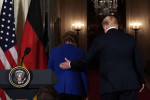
[102,16,118,28]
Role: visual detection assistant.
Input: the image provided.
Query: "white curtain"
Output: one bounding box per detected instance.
[0,0,3,11]
[14,0,31,51]
[14,0,30,32]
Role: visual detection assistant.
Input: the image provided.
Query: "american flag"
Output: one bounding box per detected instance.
[0,0,18,100]
[0,0,17,99]
[0,0,18,69]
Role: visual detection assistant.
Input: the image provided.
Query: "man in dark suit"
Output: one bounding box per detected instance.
[59,16,145,100]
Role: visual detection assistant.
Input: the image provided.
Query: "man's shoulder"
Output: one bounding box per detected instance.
[93,33,109,42]
[94,34,105,39]
[121,31,134,39]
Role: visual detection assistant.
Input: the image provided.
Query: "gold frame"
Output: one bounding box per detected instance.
[9,66,30,88]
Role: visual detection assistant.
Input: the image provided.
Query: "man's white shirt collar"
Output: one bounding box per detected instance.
[107,27,116,32]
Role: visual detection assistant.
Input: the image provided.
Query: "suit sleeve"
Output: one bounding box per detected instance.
[48,49,54,70]
[133,41,145,84]
[71,38,100,70]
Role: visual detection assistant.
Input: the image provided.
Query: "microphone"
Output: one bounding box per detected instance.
[21,47,31,66]
[24,47,31,55]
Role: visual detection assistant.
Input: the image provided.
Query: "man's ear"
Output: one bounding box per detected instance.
[103,25,107,33]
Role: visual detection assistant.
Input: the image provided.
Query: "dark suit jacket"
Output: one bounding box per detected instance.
[48,44,88,96]
[71,28,145,96]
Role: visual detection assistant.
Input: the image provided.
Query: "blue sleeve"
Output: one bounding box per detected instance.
[81,71,89,96]
[48,49,54,70]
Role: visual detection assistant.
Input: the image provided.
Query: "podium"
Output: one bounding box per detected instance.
[0,69,58,99]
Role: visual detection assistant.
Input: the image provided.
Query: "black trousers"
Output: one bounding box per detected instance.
[101,90,138,100]
[58,93,82,100]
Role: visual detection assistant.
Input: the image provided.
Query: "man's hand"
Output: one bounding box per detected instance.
[59,58,71,69]
[139,84,144,92]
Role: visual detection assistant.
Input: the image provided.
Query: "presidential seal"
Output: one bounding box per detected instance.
[9,66,30,88]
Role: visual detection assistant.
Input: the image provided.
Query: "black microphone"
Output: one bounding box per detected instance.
[24,47,31,55]
[21,47,31,66]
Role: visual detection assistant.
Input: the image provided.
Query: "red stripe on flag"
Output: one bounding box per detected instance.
[20,20,47,69]
[0,60,5,69]
[0,88,7,100]
[5,50,17,68]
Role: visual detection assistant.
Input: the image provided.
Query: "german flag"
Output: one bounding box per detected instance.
[19,0,47,69]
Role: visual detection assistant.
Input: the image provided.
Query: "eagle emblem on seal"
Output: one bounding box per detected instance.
[9,66,30,88]
[14,70,26,84]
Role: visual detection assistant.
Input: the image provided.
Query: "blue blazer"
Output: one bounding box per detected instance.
[48,44,88,96]
[71,29,145,96]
